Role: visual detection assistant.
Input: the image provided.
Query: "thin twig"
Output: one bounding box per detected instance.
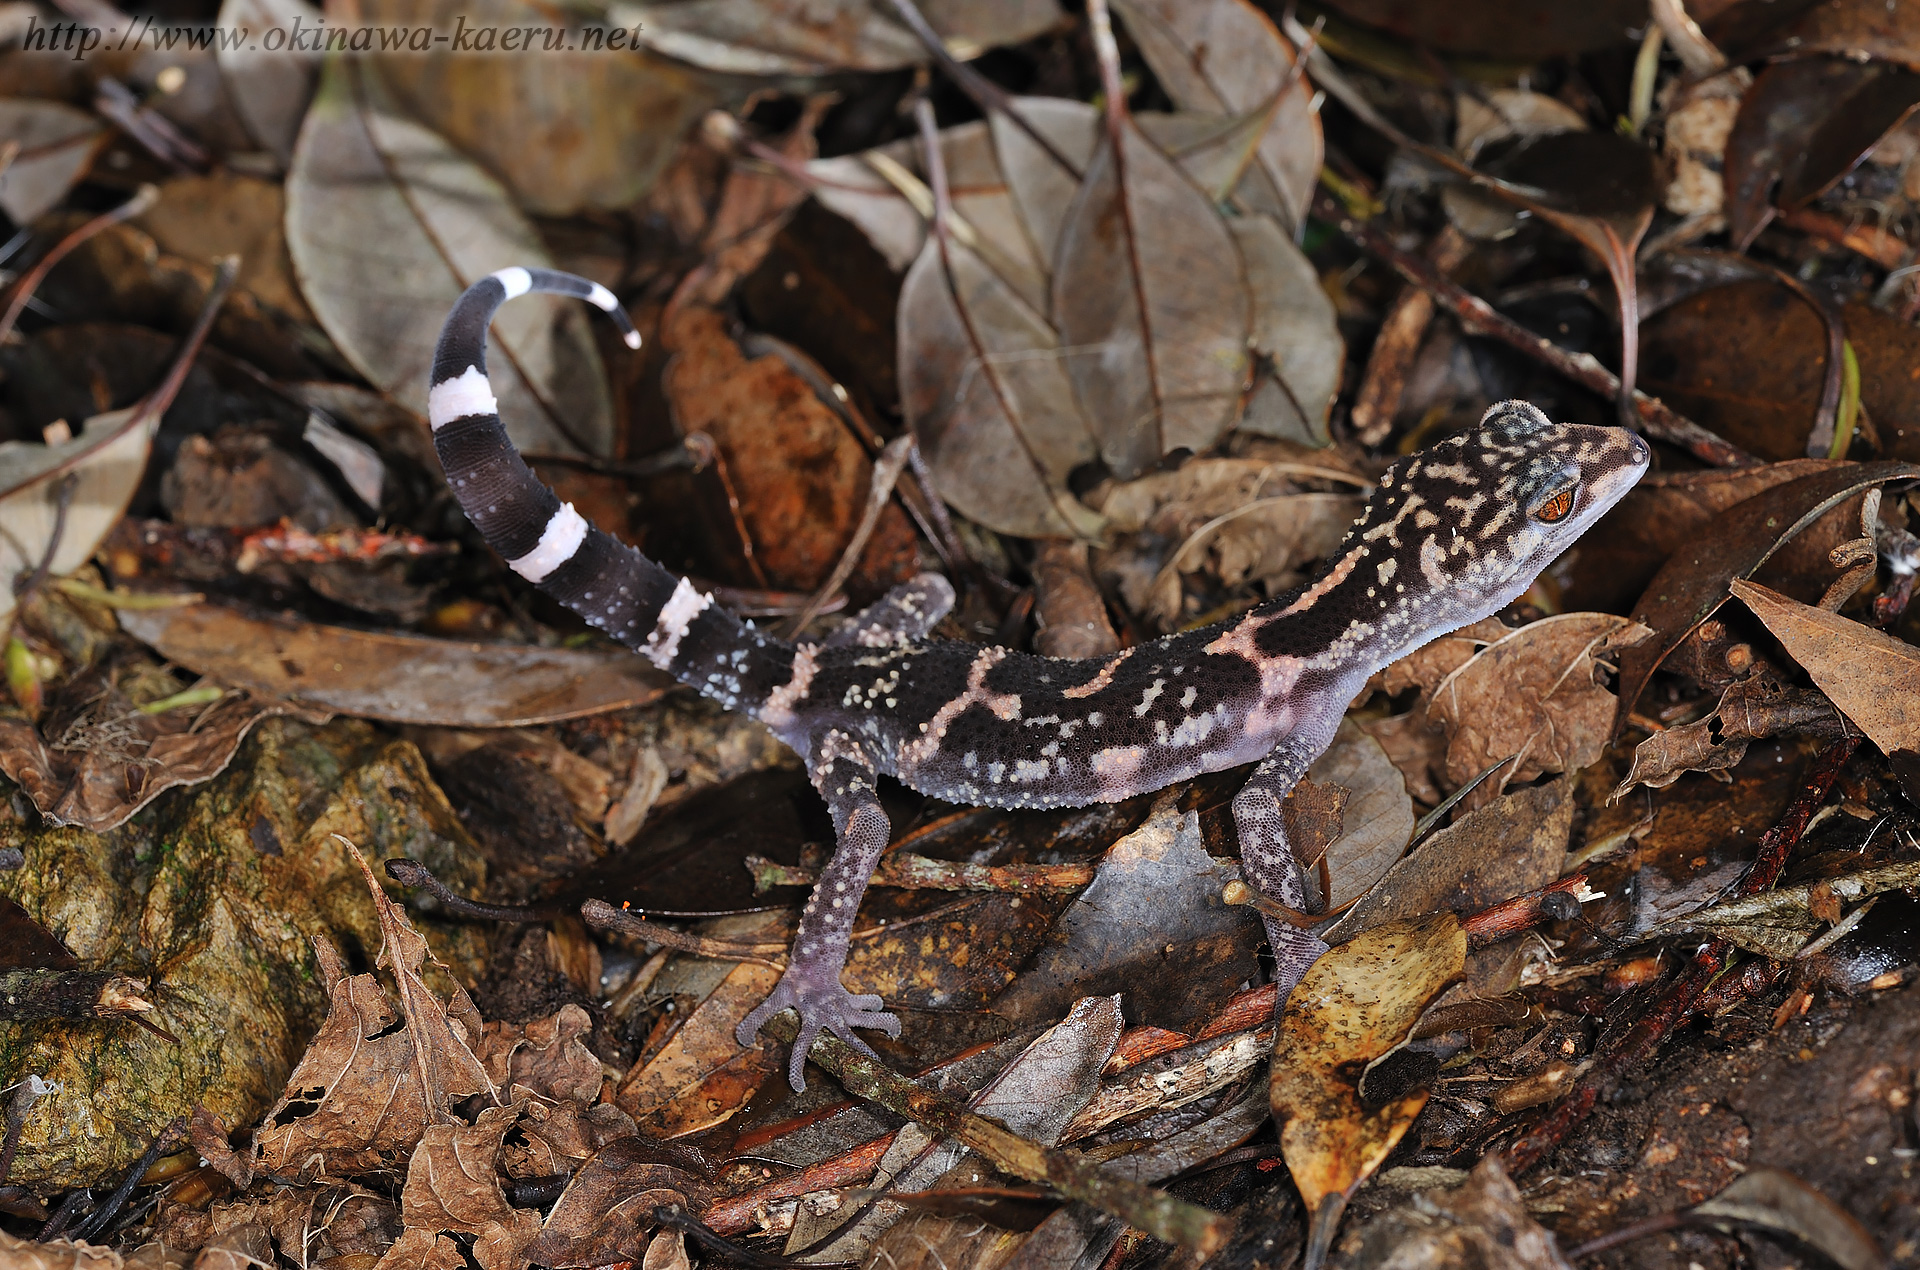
[580,899,790,968]
[1317,191,1758,468]
[757,1013,1235,1257]
[1504,737,1857,1174]
[0,184,158,341]
[782,434,918,639]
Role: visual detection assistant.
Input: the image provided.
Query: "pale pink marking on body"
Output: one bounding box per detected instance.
[899,646,1020,770]
[1202,615,1304,738]
[1061,647,1132,699]
[758,642,819,731]
[1277,542,1367,617]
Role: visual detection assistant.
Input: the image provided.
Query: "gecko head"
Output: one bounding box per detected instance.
[1342,401,1650,629]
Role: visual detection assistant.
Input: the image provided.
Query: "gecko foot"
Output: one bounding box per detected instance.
[736,967,901,1091]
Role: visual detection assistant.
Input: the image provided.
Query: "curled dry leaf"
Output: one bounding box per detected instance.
[1110,0,1322,232]
[0,99,106,227]
[620,0,1061,75]
[1614,461,1920,728]
[286,56,614,455]
[528,1138,714,1269]
[1427,613,1649,799]
[1052,103,1253,481]
[1613,677,1847,798]
[0,676,320,834]
[477,1003,603,1105]
[116,603,672,727]
[1271,913,1466,1234]
[1731,579,1920,758]
[253,851,493,1179]
[400,1105,540,1270]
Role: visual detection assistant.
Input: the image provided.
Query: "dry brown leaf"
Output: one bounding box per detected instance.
[1732,579,1920,757]
[1375,616,1513,700]
[1427,613,1649,799]
[286,55,614,455]
[116,603,671,727]
[214,0,322,163]
[663,306,921,592]
[253,850,494,1178]
[504,1101,638,1178]
[1321,779,1575,946]
[621,0,1061,75]
[0,683,319,834]
[478,1003,603,1106]
[136,173,312,322]
[353,0,719,217]
[528,1138,714,1269]
[0,1231,122,1270]
[1310,718,1416,909]
[400,1105,540,1270]
[1052,100,1252,480]
[1271,913,1466,1234]
[613,915,783,1136]
[898,186,1107,540]
[372,1228,467,1270]
[1612,677,1847,798]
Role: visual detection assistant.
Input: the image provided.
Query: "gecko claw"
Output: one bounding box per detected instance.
[736,973,900,1091]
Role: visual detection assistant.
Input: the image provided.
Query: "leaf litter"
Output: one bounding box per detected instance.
[9,1,1920,1265]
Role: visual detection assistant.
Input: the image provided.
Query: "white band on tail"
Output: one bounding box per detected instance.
[427,366,498,431]
[491,267,533,299]
[510,504,588,583]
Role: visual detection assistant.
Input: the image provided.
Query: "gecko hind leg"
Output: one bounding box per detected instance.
[735,747,900,1090]
[821,573,956,649]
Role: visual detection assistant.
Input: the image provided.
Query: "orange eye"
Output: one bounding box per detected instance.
[1531,487,1574,523]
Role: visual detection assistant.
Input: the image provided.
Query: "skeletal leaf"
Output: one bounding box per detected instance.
[1052,108,1253,479]
[285,56,615,455]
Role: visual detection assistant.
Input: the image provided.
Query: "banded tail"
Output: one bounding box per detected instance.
[429,268,796,713]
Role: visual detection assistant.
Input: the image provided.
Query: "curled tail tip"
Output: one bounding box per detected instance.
[469,265,642,349]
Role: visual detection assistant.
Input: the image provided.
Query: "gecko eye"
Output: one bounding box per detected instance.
[1529,484,1577,524]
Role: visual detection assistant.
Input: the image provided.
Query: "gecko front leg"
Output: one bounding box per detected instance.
[736,738,900,1089]
[1233,722,1341,1003]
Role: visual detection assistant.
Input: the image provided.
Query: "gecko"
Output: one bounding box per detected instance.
[429,268,1651,1090]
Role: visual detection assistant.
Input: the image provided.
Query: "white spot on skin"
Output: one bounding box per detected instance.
[508,504,587,583]
[1090,746,1147,784]
[642,576,713,669]
[1376,557,1397,585]
[427,365,497,430]
[1419,535,1449,591]
[1180,685,1198,709]
[1014,759,1049,781]
[1134,679,1165,717]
